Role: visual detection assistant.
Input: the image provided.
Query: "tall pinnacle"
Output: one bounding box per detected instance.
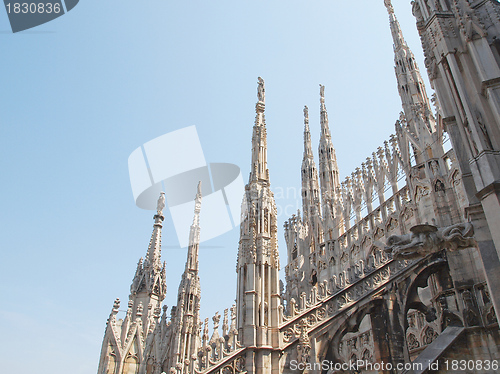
[187,182,202,272]
[250,77,269,183]
[129,191,167,309]
[169,184,203,373]
[319,84,330,138]
[145,192,165,269]
[302,104,322,229]
[384,0,406,51]
[303,105,313,158]
[318,84,340,196]
[384,0,436,154]
[192,181,202,228]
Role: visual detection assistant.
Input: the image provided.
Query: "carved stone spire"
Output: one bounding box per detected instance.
[303,106,313,158]
[301,105,323,241]
[319,84,329,138]
[119,192,168,341]
[236,79,280,368]
[318,85,340,192]
[250,77,269,183]
[385,1,437,163]
[317,85,341,239]
[187,181,202,271]
[145,192,165,270]
[384,0,405,51]
[167,185,203,373]
[130,193,167,301]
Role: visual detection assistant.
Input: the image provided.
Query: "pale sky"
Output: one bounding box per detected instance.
[0,1,432,373]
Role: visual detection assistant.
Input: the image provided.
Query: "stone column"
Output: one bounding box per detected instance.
[370,294,405,373]
[466,204,500,321]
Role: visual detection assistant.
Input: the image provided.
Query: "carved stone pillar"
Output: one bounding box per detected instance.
[466,205,500,322]
[370,293,405,373]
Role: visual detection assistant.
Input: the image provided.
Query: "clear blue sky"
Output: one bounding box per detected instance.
[0,1,430,373]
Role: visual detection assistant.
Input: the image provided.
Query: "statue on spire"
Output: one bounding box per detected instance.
[157,192,166,215]
[193,181,202,225]
[319,84,325,103]
[257,77,265,103]
[304,105,309,123]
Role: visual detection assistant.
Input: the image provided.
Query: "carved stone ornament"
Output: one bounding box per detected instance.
[385,223,475,259]
[296,319,311,364]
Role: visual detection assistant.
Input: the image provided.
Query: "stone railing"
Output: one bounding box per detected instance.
[333,134,405,232]
[283,246,393,324]
[195,306,243,373]
[280,256,416,349]
[195,348,246,374]
[331,184,410,252]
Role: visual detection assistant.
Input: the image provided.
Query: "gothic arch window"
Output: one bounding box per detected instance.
[123,355,139,374]
[145,358,154,374]
[292,243,298,260]
[329,257,335,266]
[123,339,140,374]
[105,345,117,374]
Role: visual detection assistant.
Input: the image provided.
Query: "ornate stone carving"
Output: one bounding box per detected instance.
[296,319,311,364]
[385,223,475,259]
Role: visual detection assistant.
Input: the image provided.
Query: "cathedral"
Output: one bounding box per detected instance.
[98,1,500,373]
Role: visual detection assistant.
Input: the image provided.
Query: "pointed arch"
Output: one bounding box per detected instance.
[123,338,140,374]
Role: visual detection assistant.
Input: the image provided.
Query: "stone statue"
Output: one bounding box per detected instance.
[296,319,311,364]
[303,105,309,122]
[412,1,424,23]
[157,192,166,214]
[257,77,265,103]
[385,223,475,259]
[319,84,325,100]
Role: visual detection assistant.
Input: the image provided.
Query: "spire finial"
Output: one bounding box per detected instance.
[319,84,329,135]
[303,105,313,158]
[384,0,394,14]
[197,180,202,196]
[250,77,269,182]
[193,181,202,226]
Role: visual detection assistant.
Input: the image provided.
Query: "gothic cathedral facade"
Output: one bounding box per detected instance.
[98,1,500,373]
